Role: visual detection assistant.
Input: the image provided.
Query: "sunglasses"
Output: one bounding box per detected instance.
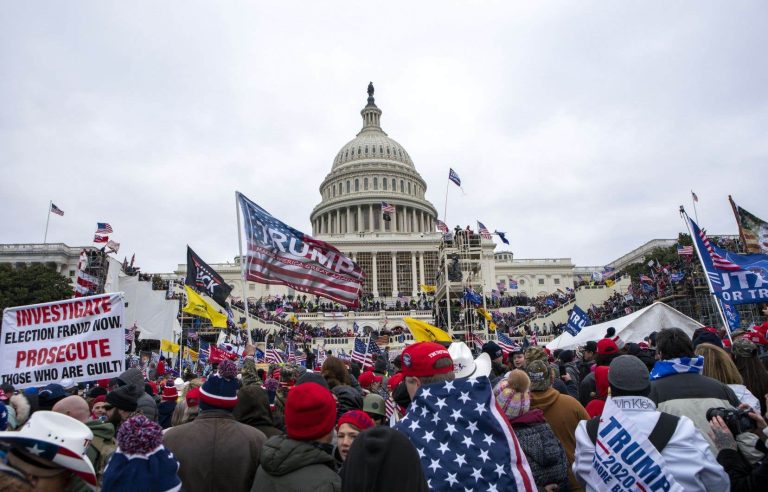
[103,404,115,411]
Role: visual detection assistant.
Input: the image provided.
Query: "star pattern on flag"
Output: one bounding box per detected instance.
[395,377,534,491]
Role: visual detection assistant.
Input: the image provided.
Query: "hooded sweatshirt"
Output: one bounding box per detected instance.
[118,368,158,421]
[85,420,117,479]
[251,435,341,492]
[234,385,282,438]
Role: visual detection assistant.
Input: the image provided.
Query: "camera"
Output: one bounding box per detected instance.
[706,407,756,435]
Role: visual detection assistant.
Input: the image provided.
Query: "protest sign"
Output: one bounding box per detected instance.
[1,293,125,389]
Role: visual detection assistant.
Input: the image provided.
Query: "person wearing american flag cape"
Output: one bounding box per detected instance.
[395,341,536,491]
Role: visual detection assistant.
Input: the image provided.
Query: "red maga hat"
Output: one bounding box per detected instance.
[400,342,453,378]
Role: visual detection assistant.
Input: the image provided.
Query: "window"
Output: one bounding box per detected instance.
[538,279,545,285]
[365,146,368,154]
[554,278,560,285]
[346,181,350,193]
[400,180,404,192]
[339,183,342,195]
[408,182,411,194]
[69,270,75,277]
[373,177,378,190]
[383,178,387,190]
[332,186,336,197]
[355,179,359,192]
[392,178,396,190]
[364,178,369,190]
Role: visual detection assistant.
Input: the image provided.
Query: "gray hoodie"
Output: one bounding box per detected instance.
[118,368,158,421]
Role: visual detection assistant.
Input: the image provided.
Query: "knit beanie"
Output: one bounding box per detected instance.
[199,360,239,411]
[106,385,139,412]
[285,382,336,441]
[493,370,531,419]
[101,415,181,492]
[336,410,375,432]
[161,382,178,402]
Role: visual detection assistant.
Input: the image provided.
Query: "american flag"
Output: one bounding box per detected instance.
[530,332,538,346]
[640,274,654,283]
[287,345,296,364]
[0,434,98,488]
[375,335,390,347]
[448,168,462,187]
[695,222,741,271]
[477,221,492,240]
[381,202,395,214]
[677,245,693,256]
[125,323,137,342]
[468,332,486,351]
[266,346,284,364]
[96,222,113,234]
[316,348,327,367]
[93,235,109,243]
[351,338,372,367]
[395,377,535,491]
[295,350,307,365]
[436,220,450,233]
[496,332,521,354]
[50,203,64,216]
[198,342,209,363]
[238,192,365,308]
[385,396,396,419]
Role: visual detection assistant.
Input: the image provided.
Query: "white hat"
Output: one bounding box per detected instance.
[59,378,76,390]
[0,411,97,489]
[174,377,185,392]
[448,342,492,379]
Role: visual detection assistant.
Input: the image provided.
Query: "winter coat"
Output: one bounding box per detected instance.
[578,371,596,407]
[118,368,158,421]
[717,445,768,491]
[234,385,283,438]
[508,409,568,490]
[164,410,267,492]
[158,400,177,429]
[649,371,741,454]
[530,387,589,492]
[331,385,363,421]
[85,420,116,481]
[574,396,729,492]
[251,435,341,492]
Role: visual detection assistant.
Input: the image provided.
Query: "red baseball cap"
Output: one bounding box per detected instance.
[597,338,619,355]
[744,331,768,346]
[400,342,453,378]
[358,371,383,389]
[387,372,404,392]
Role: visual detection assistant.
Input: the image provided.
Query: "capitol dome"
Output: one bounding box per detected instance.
[310,83,438,237]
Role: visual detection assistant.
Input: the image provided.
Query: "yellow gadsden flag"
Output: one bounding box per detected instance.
[160,339,180,353]
[183,347,199,362]
[404,317,452,343]
[183,285,228,328]
[476,308,496,331]
[419,284,436,294]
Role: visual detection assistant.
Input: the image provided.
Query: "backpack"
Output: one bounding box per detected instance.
[586,412,679,452]
[90,434,117,479]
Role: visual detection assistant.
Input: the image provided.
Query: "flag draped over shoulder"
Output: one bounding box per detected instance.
[730,196,768,254]
[404,317,452,342]
[182,285,228,328]
[688,216,768,305]
[186,246,233,307]
[237,192,365,307]
[395,377,535,491]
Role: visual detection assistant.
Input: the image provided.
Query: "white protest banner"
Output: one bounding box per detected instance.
[1,293,125,389]
[589,397,683,492]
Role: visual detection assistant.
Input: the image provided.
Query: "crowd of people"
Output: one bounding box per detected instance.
[3,303,768,491]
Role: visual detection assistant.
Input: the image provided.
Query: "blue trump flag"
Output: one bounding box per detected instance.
[566,305,591,336]
[688,216,768,305]
[463,288,482,306]
[722,302,741,331]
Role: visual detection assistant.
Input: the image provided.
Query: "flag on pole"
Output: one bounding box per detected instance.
[691,190,699,203]
[676,245,693,256]
[93,235,109,243]
[497,332,521,354]
[403,317,452,342]
[351,338,372,367]
[381,202,395,222]
[436,220,449,233]
[50,203,64,216]
[186,246,233,307]
[477,221,492,240]
[448,168,462,187]
[237,192,365,308]
[106,240,120,253]
[729,196,768,254]
[182,285,228,328]
[495,231,510,245]
[468,331,486,350]
[95,223,113,234]
[199,341,210,363]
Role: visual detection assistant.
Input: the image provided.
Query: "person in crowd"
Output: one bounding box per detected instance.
[0,400,7,431]
[332,384,364,421]
[732,338,768,416]
[340,426,428,492]
[357,370,383,394]
[362,393,388,426]
[334,410,375,469]
[481,341,507,379]
[526,346,577,398]
[584,365,610,418]
[233,384,283,439]
[528,359,589,491]
[579,338,620,406]
[117,368,158,421]
[401,341,455,400]
[625,341,656,371]
[101,414,181,492]
[37,383,67,411]
[252,382,341,491]
[708,396,768,490]
[2,388,31,430]
[649,327,741,450]
[695,342,762,410]
[511,346,526,370]
[578,341,597,382]
[171,380,203,427]
[106,384,140,429]
[158,381,178,430]
[91,395,108,421]
[495,369,568,491]
[321,356,353,390]
[574,355,729,491]
[0,411,98,491]
[53,395,116,482]
[164,360,267,492]
[558,349,581,386]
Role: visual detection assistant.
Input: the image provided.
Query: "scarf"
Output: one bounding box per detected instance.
[649,356,704,381]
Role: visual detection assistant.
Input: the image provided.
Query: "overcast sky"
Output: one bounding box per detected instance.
[2,1,766,273]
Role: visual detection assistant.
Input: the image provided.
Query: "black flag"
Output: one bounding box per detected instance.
[186,246,233,307]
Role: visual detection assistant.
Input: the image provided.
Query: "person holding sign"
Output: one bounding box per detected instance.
[573,355,729,491]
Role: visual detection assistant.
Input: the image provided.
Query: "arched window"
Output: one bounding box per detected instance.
[373,177,378,190]
[408,182,411,194]
[383,178,387,190]
[364,178,369,190]
[400,180,404,192]
[355,179,359,192]
[339,182,343,195]
[332,186,336,197]
[392,178,396,190]
[346,180,350,193]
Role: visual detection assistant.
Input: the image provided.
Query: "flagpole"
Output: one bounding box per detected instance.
[235,192,252,337]
[691,191,699,224]
[43,200,52,244]
[443,178,450,225]
[680,207,731,342]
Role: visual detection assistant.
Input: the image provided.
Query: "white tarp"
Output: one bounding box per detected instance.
[546,302,703,351]
[120,275,181,341]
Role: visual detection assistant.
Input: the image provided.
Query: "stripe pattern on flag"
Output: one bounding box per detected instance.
[477,221,492,240]
[698,228,741,271]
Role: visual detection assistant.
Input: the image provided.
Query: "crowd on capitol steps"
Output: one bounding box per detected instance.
[1,305,768,491]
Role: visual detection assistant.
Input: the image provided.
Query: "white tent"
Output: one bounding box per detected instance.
[546,302,703,351]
